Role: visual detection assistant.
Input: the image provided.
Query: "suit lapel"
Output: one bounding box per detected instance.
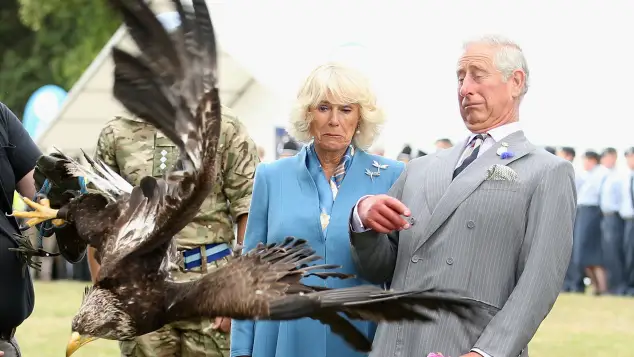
[424,139,468,212]
[414,130,536,252]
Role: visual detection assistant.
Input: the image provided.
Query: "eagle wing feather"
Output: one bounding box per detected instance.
[163,238,495,352]
[93,0,221,278]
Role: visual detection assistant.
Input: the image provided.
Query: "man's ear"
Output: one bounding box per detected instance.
[509,69,526,98]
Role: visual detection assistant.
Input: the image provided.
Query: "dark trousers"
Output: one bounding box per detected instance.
[602,213,626,294]
[563,208,586,292]
[624,219,634,295]
[563,257,586,292]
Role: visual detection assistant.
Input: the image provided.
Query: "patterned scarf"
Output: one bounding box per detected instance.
[306,144,355,232]
[330,145,355,199]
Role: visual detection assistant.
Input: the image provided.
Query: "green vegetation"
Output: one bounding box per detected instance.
[0,0,119,117]
[15,281,634,357]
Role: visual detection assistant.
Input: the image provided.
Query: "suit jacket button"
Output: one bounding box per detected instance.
[446,258,454,265]
[411,255,420,263]
[466,220,475,229]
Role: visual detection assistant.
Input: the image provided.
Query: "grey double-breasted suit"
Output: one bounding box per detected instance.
[350,130,576,357]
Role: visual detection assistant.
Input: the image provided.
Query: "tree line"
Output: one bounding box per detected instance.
[0,0,120,118]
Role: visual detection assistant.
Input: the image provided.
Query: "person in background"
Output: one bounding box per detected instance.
[558,146,587,293]
[557,147,583,190]
[620,147,634,296]
[278,139,301,159]
[0,101,41,357]
[92,103,258,357]
[599,147,626,294]
[574,150,608,295]
[396,144,412,163]
[230,62,404,357]
[91,20,260,357]
[434,138,453,150]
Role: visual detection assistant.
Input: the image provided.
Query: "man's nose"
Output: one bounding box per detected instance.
[459,78,474,98]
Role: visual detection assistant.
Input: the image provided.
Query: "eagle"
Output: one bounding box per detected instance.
[10,0,494,356]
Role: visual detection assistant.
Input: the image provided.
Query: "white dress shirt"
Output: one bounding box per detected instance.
[620,171,634,219]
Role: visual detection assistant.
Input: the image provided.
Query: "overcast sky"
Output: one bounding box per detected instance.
[210,0,633,167]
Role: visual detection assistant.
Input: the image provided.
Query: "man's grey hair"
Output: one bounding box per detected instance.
[463,35,530,98]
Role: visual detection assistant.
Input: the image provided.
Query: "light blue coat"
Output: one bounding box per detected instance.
[230,146,404,357]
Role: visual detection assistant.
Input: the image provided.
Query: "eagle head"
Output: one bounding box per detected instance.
[66,286,136,356]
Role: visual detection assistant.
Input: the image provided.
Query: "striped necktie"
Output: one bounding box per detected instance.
[453,134,486,179]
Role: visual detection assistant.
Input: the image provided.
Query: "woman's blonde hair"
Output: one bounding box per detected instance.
[288,62,385,150]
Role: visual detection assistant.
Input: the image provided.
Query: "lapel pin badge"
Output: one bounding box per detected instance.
[496,143,515,159]
[372,160,389,173]
[365,168,380,182]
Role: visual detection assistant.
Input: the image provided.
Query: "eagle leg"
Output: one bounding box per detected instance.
[8,196,65,227]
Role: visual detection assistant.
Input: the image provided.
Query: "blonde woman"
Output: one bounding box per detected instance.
[230,63,404,357]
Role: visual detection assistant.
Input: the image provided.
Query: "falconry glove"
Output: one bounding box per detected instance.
[11,154,90,268]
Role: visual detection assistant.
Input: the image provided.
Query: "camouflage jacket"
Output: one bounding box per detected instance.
[94,106,259,249]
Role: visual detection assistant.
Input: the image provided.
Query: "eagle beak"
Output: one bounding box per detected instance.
[66,331,97,356]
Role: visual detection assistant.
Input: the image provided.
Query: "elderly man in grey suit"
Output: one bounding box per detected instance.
[349,35,576,357]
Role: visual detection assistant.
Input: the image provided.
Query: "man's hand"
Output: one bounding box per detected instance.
[358,194,411,233]
[0,350,4,356]
[212,317,231,333]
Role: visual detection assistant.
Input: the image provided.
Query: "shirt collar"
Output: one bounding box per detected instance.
[306,144,355,169]
[465,121,523,147]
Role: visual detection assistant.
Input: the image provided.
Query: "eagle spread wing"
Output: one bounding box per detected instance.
[29,0,222,280]
[165,237,496,352]
[97,0,222,277]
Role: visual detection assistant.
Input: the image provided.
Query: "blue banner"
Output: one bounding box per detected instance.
[22,84,68,141]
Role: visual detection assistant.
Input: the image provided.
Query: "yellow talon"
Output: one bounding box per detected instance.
[10,196,65,227]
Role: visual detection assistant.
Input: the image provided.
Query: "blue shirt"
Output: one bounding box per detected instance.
[600,169,622,213]
[619,171,634,219]
[575,171,586,193]
[577,165,609,206]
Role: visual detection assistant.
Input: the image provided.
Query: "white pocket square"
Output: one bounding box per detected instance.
[485,164,519,182]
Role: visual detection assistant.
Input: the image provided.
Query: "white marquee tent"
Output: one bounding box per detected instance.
[36,0,286,161]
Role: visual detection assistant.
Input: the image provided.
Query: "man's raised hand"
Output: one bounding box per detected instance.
[357,194,411,234]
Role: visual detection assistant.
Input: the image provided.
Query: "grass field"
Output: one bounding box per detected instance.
[14,281,634,357]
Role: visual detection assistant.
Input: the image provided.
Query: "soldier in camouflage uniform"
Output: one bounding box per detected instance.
[88,105,259,357]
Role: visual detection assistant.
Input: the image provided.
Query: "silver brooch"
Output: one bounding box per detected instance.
[365,168,380,182]
[372,160,389,172]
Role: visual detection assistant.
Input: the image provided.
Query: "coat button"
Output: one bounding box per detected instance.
[446,258,454,265]
[466,220,475,229]
[411,255,420,263]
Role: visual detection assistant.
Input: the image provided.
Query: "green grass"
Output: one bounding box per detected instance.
[13,281,634,357]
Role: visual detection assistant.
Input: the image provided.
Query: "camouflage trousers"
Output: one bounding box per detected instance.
[119,256,231,357]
